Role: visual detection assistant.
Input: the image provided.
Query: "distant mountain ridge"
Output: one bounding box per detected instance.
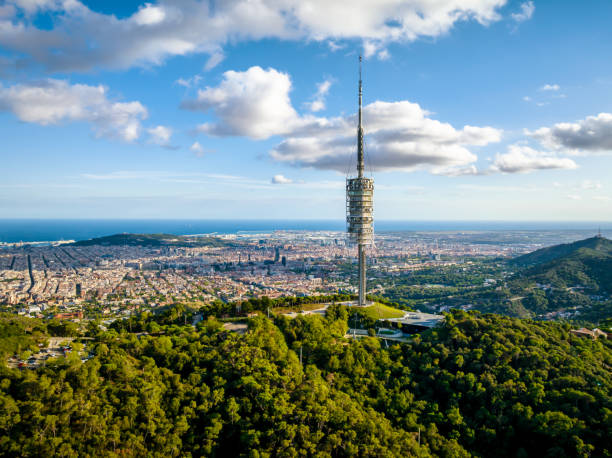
[511,236,612,292]
[69,233,234,248]
[511,235,612,266]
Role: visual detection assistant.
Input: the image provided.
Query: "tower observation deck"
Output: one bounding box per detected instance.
[346,56,373,307]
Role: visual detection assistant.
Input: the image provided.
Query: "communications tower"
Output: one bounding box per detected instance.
[346,56,374,306]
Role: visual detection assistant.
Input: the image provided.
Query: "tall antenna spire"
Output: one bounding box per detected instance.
[357,55,364,178]
[359,54,362,125]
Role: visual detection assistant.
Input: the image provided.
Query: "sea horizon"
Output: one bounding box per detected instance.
[1,218,610,243]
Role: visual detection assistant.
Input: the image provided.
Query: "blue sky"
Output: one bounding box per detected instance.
[1,0,612,220]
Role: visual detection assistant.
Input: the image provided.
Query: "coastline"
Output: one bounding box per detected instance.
[0,218,611,244]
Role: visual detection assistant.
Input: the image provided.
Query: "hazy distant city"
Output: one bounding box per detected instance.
[1,229,602,321]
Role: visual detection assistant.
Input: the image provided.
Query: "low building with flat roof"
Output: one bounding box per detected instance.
[382,311,444,333]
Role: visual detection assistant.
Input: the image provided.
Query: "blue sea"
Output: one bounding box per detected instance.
[0,219,610,243]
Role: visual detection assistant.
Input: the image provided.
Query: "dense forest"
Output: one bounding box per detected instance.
[1,307,610,457]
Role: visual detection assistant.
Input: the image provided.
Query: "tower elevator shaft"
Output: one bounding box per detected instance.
[358,244,366,306]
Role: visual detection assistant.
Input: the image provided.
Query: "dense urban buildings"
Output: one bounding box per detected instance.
[0,229,595,321]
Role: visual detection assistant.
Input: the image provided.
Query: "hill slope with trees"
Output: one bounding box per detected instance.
[510,236,612,292]
[1,308,610,457]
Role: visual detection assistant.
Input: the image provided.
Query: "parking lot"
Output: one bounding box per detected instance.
[6,337,92,369]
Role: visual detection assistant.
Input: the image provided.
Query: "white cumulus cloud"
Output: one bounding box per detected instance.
[147,125,173,147]
[175,74,202,88]
[432,165,481,176]
[529,113,612,153]
[131,3,166,26]
[184,66,502,173]
[271,174,293,184]
[0,0,509,72]
[271,101,502,173]
[190,141,204,156]
[540,84,560,91]
[377,49,391,60]
[204,51,225,71]
[183,66,300,139]
[0,79,147,141]
[305,79,333,112]
[10,0,61,14]
[511,1,534,22]
[490,144,577,174]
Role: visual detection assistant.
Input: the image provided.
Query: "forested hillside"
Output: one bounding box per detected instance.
[512,236,612,267]
[511,236,612,292]
[1,309,610,457]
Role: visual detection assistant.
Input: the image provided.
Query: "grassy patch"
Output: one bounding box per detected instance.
[358,303,406,320]
[218,317,249,323]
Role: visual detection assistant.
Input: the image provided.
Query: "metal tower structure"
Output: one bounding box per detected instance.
[346,56,374,306]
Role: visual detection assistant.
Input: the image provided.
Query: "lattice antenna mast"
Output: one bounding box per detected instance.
[358,55,364,179]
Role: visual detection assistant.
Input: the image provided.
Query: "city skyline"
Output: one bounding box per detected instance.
[2,0,612,221]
